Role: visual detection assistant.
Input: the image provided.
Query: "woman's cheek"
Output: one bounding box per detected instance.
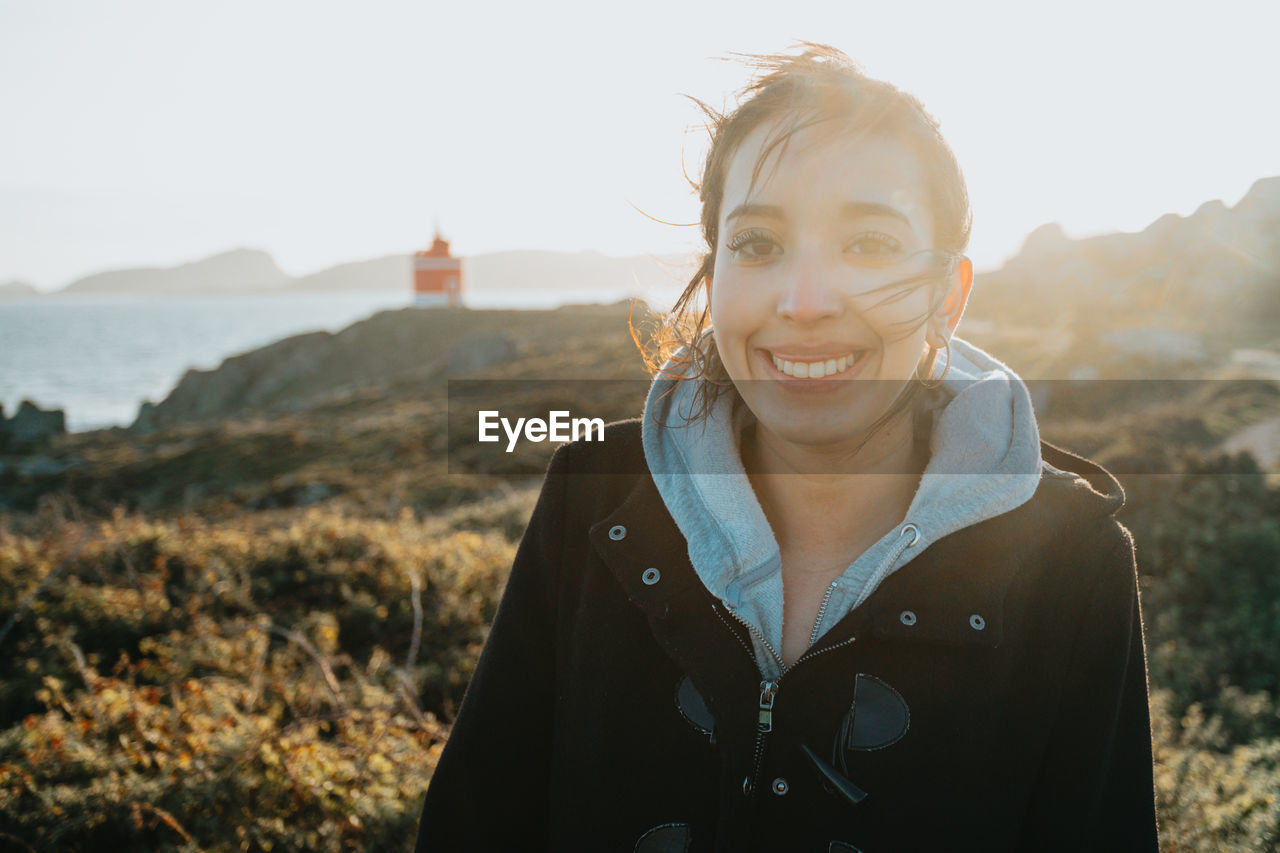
[710,291,758,374]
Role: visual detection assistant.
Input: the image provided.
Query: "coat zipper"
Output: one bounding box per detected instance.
[723,522,921,797]
[808,581,840,647]
[717,601,860,796]
[747,679,778,795]
[712,599,784,672]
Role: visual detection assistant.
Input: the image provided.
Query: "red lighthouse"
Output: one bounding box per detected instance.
[413,230,462,307]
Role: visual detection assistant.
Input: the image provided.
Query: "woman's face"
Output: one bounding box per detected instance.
[707,120,968,459]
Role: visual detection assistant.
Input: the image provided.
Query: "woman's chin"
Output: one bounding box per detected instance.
[753,414,886,455]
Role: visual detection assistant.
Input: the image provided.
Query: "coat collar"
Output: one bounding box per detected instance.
[588,471,762,718]
[589,439,1124,654]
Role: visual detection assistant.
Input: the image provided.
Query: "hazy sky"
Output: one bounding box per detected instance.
[2,0,1277,291]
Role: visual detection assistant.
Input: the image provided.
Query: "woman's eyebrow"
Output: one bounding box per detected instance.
[840,201,912,226]
[725,202,784,223]
[726,201,913,228]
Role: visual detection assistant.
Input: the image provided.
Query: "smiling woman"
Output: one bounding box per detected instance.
[415,44,1160,851]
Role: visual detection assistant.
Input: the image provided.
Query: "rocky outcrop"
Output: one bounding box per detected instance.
[442,334,518,375]
[968,176,1280,349]
[0,401,66,451]
[128,301,649,431]
[129,308,534,430]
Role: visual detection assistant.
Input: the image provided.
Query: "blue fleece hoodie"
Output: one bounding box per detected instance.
[641,336,1047,679]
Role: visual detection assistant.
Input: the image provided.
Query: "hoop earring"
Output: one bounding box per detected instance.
[915,337,951,389]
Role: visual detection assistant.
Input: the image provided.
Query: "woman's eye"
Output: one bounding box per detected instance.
[846,233,903,260]
[725,230,781,261]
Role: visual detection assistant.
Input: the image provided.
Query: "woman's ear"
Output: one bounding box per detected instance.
[938,256,973,336]
[703,274,713,308]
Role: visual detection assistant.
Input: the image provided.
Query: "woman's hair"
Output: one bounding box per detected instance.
[635,43,972,426]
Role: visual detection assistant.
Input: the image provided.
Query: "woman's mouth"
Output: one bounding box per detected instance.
[767,350,868,379]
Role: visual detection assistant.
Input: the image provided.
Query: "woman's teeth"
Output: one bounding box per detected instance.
[770,352,859,378]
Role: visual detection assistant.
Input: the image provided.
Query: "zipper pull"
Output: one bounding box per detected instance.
[757,680,778,733]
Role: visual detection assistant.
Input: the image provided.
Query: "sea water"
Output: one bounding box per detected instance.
[0,286,662,433]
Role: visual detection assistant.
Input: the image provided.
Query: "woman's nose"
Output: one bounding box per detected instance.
[776,258,843,323]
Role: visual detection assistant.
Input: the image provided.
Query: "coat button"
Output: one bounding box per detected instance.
[741,776,752,796]
[642,567,661,585]
[608,525,627,541]
[771,778,789,796]
[899,610,917,627]
[969,614,986,630]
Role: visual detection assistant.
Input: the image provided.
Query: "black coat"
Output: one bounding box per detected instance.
[415,420,1160,851]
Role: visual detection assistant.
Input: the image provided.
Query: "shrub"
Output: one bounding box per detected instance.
[0,507,514,851]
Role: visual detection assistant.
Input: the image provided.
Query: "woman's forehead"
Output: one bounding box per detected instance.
[720,121,932,231]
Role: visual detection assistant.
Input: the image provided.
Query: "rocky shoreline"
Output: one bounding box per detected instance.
[0,301,657,517]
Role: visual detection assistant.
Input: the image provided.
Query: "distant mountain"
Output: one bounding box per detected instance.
[464,250,696,294]
[42,247,698,298]
[288,254,409,291]
[278,249,696,294]
[59,248,290,295]
[0,280,39,299]
[966,175,1280,362]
